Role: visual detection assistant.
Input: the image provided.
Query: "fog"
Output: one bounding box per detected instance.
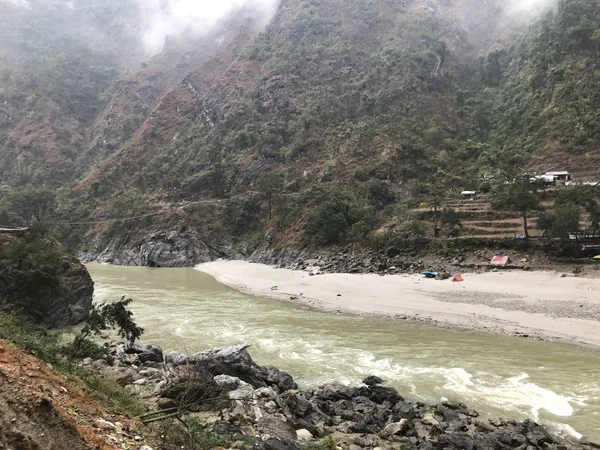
[136,0,280,55]
[505,0,558,15]
[1,0,280,57]
[0,0,559,59]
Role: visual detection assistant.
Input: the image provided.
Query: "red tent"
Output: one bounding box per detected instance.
[452,274,464,282]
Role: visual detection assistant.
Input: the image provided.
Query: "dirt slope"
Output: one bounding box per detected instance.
[0,339,155,450]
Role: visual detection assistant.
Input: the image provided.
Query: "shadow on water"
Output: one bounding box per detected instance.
[87,264,600,443]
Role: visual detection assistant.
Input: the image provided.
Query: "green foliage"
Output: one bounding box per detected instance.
[157,414,230,450]
[491,173,542,238]
[555,184,600,231]
[4,187,56,227]
[492,0,600,156]
[3,0,600,254]
[306,190,374,245]
[440,208,462,238]
[312,436,337,450]
[0,236,67,323]
[0,311,148,417]
[223,195,261,235]
[256,172,285,219]
[359,179,395,207]
[69,296,144,358]
[537,203,581,239]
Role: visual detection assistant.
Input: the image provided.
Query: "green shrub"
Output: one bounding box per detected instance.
[223,195,261,234]
[0,237,68,323]
[305,190,374,245]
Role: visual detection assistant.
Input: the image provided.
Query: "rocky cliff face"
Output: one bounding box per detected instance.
[51,254,94,327]
[0,232,93,328]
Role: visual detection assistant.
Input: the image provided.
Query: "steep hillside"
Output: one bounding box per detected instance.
[491,0,600,176]
[0,0,141,187]
[0,338,158,450]
[67,0,524,260]
[0,0,599,263]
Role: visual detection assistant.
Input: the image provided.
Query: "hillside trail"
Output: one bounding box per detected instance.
[0,339,156,450]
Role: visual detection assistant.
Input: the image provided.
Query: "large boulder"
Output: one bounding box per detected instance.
[256,416,297,441]
[169,345,297,393]
[58,255,94,326]
[159,364,222,405]
[121,342,164,363]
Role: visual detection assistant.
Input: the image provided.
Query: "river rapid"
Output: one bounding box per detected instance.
[87,264,600,443]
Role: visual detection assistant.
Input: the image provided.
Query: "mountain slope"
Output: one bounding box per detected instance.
[0,0,599,262]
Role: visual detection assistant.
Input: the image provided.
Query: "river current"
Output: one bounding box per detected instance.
[87,264,600,443]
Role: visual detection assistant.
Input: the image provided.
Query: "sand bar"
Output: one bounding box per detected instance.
[196,261,600,349]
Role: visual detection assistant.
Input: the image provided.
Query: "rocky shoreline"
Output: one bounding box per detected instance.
[80,228,598,279]
[82,341,599,450]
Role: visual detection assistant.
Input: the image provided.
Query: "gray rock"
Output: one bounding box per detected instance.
[139,367,161,377]
[165,351,188,365]
[382,419,408,436]
[214,374,243,391]
[182,345,297,392]
[362,375,384,386]
[256,416,297,440]
[123,342,163,363]
[255,387,278,399]
[228,384,255,400]
[91,359,109,370]
[113,369,138,387]
[285,393,313,417]
[295,429,313,442]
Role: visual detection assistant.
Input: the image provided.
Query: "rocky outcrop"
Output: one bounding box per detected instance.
[163,345,296,393]
[0,233,93,328]
[54,255,94,327]
[83,343,598,450]
[80,230,231,268]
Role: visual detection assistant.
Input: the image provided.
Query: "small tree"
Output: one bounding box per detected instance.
[69,297,144,357]
[555,185,600,233]
[492,174,542,239]
[8,187,56,227]
[424,169,448,237]
[256,172,285,219]
[537,204,580,240]
[440,208,462,238]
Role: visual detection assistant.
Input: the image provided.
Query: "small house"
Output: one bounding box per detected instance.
[545,171,571,183]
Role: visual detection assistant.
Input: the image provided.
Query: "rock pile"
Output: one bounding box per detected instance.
[82,343,596,450]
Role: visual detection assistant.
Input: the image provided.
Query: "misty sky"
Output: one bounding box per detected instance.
[136,0,280,54]
[1,0,558,56]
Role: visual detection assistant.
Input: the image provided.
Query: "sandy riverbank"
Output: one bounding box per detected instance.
[196,261,600,349]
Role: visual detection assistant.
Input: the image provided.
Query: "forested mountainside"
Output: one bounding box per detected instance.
[0,0,599,261]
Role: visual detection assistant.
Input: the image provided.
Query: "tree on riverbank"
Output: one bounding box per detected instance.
[492,173,542,239]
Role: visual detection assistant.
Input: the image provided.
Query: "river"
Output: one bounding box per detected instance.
[87,264,600,443]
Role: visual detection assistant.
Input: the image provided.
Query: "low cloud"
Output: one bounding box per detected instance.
[1,0,31,7]
[135,0,280,55]
[505,0,558,15]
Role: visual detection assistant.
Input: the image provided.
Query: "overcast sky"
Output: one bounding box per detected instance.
[135,0,280,54]
[1,0,558,56]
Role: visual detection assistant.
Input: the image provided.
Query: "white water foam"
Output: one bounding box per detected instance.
[477,373,575,419]
[551,422,583,440]
[349,352,582,433]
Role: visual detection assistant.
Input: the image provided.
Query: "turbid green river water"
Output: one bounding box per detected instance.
[87,264,600,443]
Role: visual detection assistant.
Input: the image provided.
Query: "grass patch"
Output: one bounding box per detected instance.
[0,311,148,417]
